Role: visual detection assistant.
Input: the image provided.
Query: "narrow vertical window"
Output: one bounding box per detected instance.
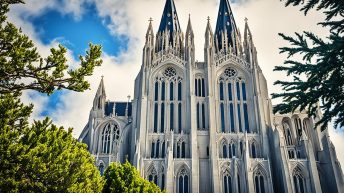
[162,142,166,158]
[260,176,265,193]
[202,103,206,129]
[182,142,186,158]
[151,142,155,158]
[237,174,241,193]
[197,103,200,129]
[252,143,256,158]
[236,82,240,100]
[184,175,189,193]
[156,140,160,158]
[161,81,165,100]
[178,82,182,101]
[161,103,165,132]
[99,163,104,176]
[155,82,159,101]
[224,175,228,193]
[179,176,183,193]
[220,103,225,132]
[223,144,228,158]
[238,104,242,132]
[220,82,224,100]
[154,104,158,132]
[202,78,205,97]
[242,82,246,101]
[178,103,182,133]
[230,104,235,132]
[240,141,243,156]
[170,103,174,130]
[195,79,198,96]
[161,174,165,190]
[232,144,236,157]
[243,104,249,132]
[198,79,202,97]
[228,82,232,101]
[177,143,180,158]
[170,82,174,101]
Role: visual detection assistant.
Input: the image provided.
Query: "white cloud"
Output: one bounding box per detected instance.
[8,0,344,167]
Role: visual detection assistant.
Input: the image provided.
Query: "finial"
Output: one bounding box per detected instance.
[207,16,210,22]
[244,17,248,23]
[149,17,153,22]
[101,75,104,79]
[189,13,191,19]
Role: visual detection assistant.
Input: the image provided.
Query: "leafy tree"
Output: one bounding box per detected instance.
[103,161,166,193]
[272,0,344,130]
[0,0,104,192]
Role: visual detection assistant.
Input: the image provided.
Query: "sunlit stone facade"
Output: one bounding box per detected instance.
[79,0,344,192]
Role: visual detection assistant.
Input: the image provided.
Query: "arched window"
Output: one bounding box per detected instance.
[236,82,241,100]
[154,104,158,132]
[228,82,233,101]
[161,103,165,132]
[195,79,198,95]
[293,168,306,193]
[177,168,189,193]
[155,82,159,101]
[237,174,241,193]
[283,122,293,146]
[178,82,182,101]
[229,104,235,132]
[242,82,246,101]
[237,104,242,132]
[220,82,224,100]
[156,140,160,158]
[220,103,225,132]
[223,170,232,193]
[231,143,236,158]
[176,139,186,158]
[148,167,158,185]
[239,141,244,157]
[161,173,165,190]
[161,141,166,158]
[222,142,228,158]
[102,123,112,154]
[197,103,200,129]
[202,103,206,129]
[201,78,205,97]
[170,82,174,100]
[243,104,249,132]
[251,143,257,158]
[198,79,202,97]
[254,170,266,193]
[151,141,155,158]
[161,81,165,100]
[181,141,186,158]
[99,163,104,176]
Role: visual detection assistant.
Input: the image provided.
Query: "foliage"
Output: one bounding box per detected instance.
[272,0,344,130]
[0,0,102,95]
[0,0,104,192]
[103,161,166,193]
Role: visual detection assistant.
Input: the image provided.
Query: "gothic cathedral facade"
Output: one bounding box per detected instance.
[78,0,344,192]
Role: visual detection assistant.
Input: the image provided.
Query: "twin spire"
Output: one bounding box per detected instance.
[145,0,254,61]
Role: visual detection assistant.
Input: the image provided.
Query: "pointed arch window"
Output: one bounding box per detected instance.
[237,174,241,193]
[151,141,155,158]
[228,82,233,101]
[102,123,111,154]
[161,173,165,190]
[202,103,206,129]
[223,143,228,158]
[293,168,306,193]
[154,104,158,132]
[148,167,158,185]
[170,82,174,100]
[176,139,186,158]
[177,168,189,193]
[251,143,257,158]
[220,82,224,100]
[155,82,159,101]
[156,140,160,158]
[178,82,182,101]
[236,82,241,100]
[161,81,165,100]
[254,170,266,193]
[198,79,202,96]
[229,104,235,132]
[220,103,225,132]
[162,141,166,158]
[223,170,232,193]
[197,103,200,129]
[231,143,236,158]
[170,103,174,130]
[161,103,165,132]
[202,78,205,97]
[242,82,246,101]
[243,104,249,132]
[283,122,293,146]
[99,163,104,176]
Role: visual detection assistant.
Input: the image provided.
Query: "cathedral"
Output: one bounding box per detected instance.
[78,0,344,192]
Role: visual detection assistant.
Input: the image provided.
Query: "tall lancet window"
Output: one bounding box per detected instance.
[223,170,233,193]
[218,68,250,133]
[161,103,165,132]
[293,168,306,193]
[101,122,119,154]
[148,167,158,186]
[283,122,293,146]
[254,170,266,193]
[177,168,189,193]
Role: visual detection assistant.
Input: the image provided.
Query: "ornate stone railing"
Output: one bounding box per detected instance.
[152,48,186,68]
[214,51,250,70]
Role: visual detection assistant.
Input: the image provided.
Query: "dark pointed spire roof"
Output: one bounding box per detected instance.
[96,76,106,98]
[214,0,238,51]
[158,0,181,41]
[186,14,193,35]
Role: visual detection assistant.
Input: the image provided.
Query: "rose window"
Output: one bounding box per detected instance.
[164,67,177,78]
[224,68,237,78]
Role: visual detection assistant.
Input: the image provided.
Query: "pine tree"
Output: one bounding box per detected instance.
[272,0,344,130]
[103,161,166,193]
[0,0,104,192]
